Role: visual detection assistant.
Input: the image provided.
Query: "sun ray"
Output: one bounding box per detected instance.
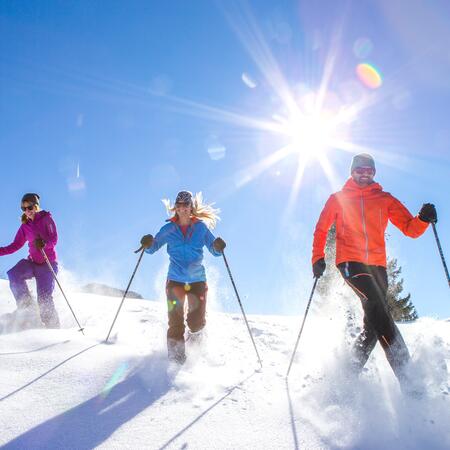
[317,153,341,191]
[234,145,292,188]
[314,20,346,116]
[218,0,299,115]
[4,5,426,209]
[283,153,309,221]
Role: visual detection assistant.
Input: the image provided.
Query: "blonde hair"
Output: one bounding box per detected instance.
[21,204,40,224]
[162,192,220,229]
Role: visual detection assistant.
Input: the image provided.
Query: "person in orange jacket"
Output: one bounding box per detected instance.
[312,153,437,389]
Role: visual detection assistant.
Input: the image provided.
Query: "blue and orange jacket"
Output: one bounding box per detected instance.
[146,217,221,283]
[312,178,429,267]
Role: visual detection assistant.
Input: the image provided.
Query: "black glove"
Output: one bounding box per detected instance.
[140,234,154,249]
[135,234,154,253]
[312,258,326,278]
[418,203,437,223]
[35,238,46,250]
[213,237,226,252]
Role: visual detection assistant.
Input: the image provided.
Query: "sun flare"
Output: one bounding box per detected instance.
[282,112,338,158]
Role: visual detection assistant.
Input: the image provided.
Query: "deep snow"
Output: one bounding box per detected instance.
[0,278,449,450]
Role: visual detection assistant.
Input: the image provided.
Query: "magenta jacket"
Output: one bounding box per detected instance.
[0,211,58,264]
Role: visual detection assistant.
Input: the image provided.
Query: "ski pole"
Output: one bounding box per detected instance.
[222,250,263,368]
[40,248,85,334]
[105,248,145,343]
[286,277,318,378]
[431,223,450,288]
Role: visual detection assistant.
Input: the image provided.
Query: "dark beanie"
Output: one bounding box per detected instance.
[175,190,193,205]
[21,193,40,205]
[350,153,375,172]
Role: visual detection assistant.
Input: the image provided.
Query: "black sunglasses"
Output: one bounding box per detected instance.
[354,167,375,175]
[21,205,35,212]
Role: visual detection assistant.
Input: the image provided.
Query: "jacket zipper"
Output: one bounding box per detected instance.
[175,223,187,263]
[178,223,194,265]
[360,193,369,262]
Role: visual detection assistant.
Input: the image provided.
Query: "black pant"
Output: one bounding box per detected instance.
[338,262,410,381]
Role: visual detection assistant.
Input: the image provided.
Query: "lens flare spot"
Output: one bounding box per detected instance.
[168,299,178,312]
[207,145,226,161]
[241,72,257,89]
[356,63,382,89]
[100,362,129,399]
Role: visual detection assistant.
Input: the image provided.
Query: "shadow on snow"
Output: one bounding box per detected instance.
[3,352,171,449]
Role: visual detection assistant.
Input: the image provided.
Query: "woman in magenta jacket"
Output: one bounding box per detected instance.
[0,193,60,328]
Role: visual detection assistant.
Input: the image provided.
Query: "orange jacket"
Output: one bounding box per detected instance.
[312,178,429,267]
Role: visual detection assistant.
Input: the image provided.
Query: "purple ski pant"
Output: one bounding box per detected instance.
[7,258,59,327]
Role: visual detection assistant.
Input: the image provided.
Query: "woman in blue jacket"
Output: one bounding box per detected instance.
[140,191,226,364]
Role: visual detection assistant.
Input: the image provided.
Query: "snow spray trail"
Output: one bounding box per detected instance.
[283,277,450,449]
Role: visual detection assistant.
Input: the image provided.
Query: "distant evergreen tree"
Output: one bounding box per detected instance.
[386,258,419,322]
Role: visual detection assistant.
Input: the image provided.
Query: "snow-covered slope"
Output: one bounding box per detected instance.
[0,279,449,449]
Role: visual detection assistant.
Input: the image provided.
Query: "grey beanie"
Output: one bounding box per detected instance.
[350,153,375,172]
[21,193,40,205]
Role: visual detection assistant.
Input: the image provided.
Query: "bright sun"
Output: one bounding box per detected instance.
[277,106,349,161]
[287,114,333,157]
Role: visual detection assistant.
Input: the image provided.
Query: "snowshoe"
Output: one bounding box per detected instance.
[186,329,204,346]
[0,306,43,334]
[167,339,186,365]
[0,312,15,334]
[42,313,60,329]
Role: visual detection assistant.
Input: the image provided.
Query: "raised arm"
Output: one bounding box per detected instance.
[0,226,27,256]
[388,197,429,238]
[204,226,223,257]
[144,225,170,254]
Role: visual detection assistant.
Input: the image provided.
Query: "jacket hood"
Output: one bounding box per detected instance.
[23,210,51,224]
[341,178,383,196]
[167,216,199,224]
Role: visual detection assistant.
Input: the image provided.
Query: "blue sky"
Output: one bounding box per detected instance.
[1,0,449,319]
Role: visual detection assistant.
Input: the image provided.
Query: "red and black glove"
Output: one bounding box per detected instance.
[418,203,437,223]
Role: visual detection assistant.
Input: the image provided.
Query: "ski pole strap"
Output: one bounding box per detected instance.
[105,248,146,343]
[431,223,450,287]
[222,251,263,368]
